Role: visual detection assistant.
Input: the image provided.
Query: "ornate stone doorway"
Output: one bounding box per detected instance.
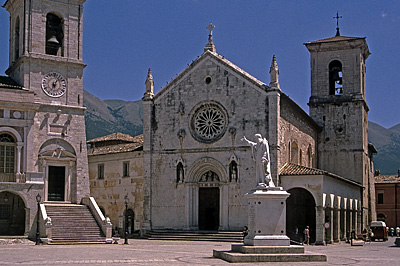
[48,166,65,201]
[198,187,219,230]
[286,188,316,243]
[0,191,25,235]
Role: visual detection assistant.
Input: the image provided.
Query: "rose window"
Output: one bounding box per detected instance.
[190,102,227,143]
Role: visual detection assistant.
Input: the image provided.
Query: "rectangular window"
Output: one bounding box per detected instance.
[98,164,104,179]
[377,193,384,204]
[123,162,129,177]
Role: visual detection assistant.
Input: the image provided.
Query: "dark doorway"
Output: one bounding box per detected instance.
[125,209,134,236]
[48,166,65,201]
[0,192,25,235]
[198,187,219,230]
[286,188,316,244]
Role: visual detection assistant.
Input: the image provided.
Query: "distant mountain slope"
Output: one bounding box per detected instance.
[83,90,143,140]
[83,90,399,174]
[369,121,400,175]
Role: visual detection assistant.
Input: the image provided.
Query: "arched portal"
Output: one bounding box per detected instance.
[286,188,316,244]
[187,157,228,231]
[0,191,26,235]
[198,171,220,230]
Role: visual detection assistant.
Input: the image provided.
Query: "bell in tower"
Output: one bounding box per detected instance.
[46,13,63,56]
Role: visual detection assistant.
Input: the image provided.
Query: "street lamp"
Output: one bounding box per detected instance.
[124,195,129,244]
[35,193,41,245]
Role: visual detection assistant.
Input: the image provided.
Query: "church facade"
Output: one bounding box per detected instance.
[141,25,376,244]
[0,0,90,237]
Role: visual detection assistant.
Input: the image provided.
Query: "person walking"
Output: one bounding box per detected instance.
[303,226,310,245]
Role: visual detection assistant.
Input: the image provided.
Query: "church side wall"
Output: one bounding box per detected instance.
[279,98,318,169]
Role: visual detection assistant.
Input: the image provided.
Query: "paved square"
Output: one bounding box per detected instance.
[0,238,399,265]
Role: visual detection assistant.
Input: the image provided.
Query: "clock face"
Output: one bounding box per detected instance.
[41,72,67,97]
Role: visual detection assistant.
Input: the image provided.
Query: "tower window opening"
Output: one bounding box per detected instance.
[46,13,63,56]
[14,17,20,61]
[329,60,343,95]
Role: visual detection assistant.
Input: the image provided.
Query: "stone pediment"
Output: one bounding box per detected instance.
[152,50,271,102]
[39,147,76,161]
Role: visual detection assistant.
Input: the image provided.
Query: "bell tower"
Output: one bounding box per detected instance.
[305,27,375,226]
[2,0,89,204]
[4,0,86,107]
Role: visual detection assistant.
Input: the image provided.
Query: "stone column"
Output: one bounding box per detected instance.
[341,209,346,241]
[327,207,333,244]
[16,143,22,174]
[333,207,340,242]
[353,210,358,235]
[315,206,325,245]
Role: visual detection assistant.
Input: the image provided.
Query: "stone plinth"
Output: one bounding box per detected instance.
[213,186,327,263]
[213,244,327,263]
[244,186,290,246]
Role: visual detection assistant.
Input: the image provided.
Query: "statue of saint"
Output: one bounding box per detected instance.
[241,134,274,187]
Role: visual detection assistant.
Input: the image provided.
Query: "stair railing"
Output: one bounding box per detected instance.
[39,203,53,242]
[81,197,113,243]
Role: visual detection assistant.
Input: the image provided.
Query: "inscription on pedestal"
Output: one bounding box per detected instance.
[249,202,255,233]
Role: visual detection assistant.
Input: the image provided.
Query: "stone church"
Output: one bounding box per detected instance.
[140,24,376,244]
[0,0,110,243]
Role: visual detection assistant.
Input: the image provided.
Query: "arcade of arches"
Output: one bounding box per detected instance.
[285,187,362,245]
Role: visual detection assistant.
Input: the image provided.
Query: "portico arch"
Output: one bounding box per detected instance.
[286,187,316,244]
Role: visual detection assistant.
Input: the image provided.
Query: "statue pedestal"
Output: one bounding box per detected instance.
[213,185,327,263]
[244,186,290,246]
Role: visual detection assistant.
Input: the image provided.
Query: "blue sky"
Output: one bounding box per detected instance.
[1,0,400,128]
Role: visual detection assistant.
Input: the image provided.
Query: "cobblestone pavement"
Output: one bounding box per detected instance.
[0,237,399,265]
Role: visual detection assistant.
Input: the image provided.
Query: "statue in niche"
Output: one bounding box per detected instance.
[241,133,274,187]
[177,162,184,183]
[229,161,238,182]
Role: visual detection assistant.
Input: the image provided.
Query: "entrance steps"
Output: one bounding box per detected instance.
[144,230,243,242]
[44,203,105,244]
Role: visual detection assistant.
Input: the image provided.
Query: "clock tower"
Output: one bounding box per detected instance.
[2,0,89,205]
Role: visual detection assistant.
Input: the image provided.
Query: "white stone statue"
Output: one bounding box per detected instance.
[241,134,274,187]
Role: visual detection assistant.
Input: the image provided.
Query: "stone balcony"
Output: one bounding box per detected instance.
[0,172,43,183]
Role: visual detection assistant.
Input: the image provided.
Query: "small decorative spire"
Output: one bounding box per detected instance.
[204,22,216,53]
[143,68,154,100]
[269,55,280,90]
[333,12,342,37]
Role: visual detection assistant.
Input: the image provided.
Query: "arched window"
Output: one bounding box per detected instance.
[0,134,16,182]
[307,145,313,167]
[14,17,20,61]
[329,60,343,95]
[290,142,299,164]
[46,13,63,56]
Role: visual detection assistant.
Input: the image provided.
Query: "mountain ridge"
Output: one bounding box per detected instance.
[83,90,399,175]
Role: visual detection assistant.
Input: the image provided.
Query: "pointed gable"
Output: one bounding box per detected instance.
[153,50,269,101]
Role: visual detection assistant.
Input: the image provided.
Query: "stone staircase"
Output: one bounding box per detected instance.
[44,204,105,244]
[144,230,244,242]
